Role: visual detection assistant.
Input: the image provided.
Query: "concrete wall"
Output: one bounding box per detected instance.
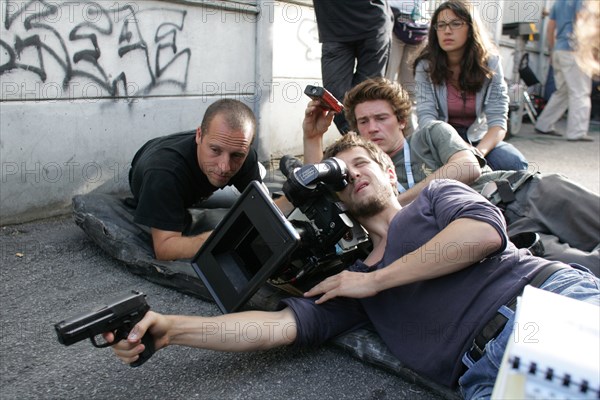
[0,0,338,224]
[0,0,552,225]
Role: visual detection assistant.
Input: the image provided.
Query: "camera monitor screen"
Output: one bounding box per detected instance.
[191,181,300,313]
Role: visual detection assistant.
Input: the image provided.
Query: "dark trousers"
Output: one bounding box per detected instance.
[321,34,390,134]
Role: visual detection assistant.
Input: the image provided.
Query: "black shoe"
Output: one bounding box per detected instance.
[534,128,562,137]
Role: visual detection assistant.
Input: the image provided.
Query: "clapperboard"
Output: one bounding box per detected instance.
[492,286,600,399]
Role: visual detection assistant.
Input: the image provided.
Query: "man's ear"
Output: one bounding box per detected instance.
[387,166,397,187]
[195,127,202,144]
[398,118,407,131]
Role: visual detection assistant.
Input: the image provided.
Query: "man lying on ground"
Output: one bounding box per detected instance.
[106,133,600,400]
[303,78,600,274]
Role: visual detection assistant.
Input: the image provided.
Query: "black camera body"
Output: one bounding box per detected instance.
[191,156,370,313]
[274,156,370,287]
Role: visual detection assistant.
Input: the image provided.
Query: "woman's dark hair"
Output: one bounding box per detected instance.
[413,0,495,93]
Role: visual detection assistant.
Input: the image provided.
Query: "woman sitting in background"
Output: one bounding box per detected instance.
[413,0,528,171]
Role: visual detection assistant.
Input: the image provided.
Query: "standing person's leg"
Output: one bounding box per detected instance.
[353,33,391,86]
[535,51,569,134]
[561,52,593,140]
[385,35,404,82]
[385,37,419,135]
[321,41,356,134]
[398,43,419,102]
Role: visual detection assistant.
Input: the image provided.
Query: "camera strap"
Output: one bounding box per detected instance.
[397,141,415,194]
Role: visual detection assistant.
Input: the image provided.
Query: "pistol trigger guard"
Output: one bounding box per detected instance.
[90,335,113,349]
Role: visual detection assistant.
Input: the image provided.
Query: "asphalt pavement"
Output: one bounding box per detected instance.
[1,118,598,400]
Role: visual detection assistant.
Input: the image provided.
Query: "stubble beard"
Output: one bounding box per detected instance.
[349,182,393,218]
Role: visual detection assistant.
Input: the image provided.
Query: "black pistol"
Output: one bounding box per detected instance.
[54,290,155,367]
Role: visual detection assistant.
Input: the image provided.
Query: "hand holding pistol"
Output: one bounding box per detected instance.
[54,290,155,367]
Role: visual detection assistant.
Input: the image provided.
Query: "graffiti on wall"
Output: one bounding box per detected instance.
[1,0,191,100]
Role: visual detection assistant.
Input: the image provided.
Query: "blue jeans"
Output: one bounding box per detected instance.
[484,141,529,171]
[458,267,600,400]
[454,126,528,171]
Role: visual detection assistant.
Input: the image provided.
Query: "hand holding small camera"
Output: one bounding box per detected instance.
[302,85,343,142]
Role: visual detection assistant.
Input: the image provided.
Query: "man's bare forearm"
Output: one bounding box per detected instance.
[167,309,297,351]
[151,228,212,260]
[372,218,502,290]
[303,136,325,164]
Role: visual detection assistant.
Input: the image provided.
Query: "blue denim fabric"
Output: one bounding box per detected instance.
[458,267,600,400]
[484,141,529,171]
[454,126,528,171]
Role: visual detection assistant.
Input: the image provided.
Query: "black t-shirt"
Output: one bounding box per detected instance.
[128,131,261,232]
[282,180,552,387]
[313,0,392,42]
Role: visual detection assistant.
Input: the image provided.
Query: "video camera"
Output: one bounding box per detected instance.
[191,156,370,313]
[274,155,370,285]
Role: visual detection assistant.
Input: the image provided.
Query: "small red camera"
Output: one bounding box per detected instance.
[304,85,344,113]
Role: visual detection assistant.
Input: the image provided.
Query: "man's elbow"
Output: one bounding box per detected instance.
[153,245,174,261]
[151,229,188,261]
[482,226,504,256]
[456,160,481,185]
[465,221,504,259]
[469,163,482,182]
[152,239,180,261]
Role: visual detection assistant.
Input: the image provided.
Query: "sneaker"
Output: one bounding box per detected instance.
[567,135,594,142]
